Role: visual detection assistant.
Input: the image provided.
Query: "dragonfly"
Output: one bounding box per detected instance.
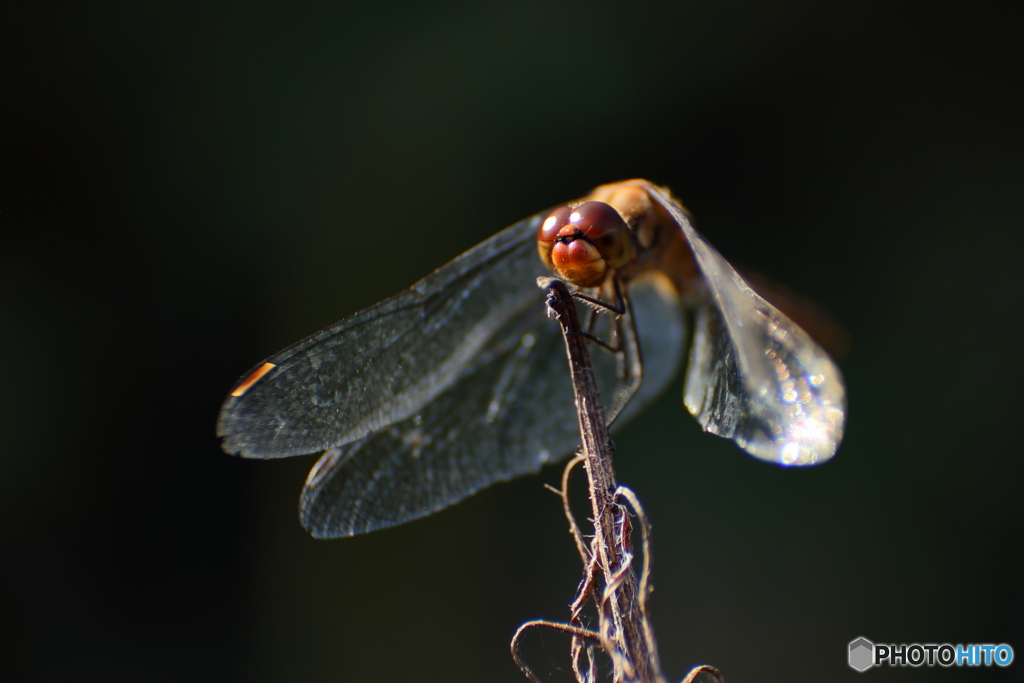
[218,179,846,538]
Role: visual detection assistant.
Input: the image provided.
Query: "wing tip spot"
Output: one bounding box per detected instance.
[231,362,277,397]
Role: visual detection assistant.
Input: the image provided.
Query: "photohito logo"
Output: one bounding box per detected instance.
[848,637,1014,671]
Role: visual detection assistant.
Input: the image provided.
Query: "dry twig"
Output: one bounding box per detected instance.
[510,279,725,683]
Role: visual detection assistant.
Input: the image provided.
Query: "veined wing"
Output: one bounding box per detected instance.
[647,187,846,465]
[298,273,685,537]
[217,206,687,536]
[217,214,551,458]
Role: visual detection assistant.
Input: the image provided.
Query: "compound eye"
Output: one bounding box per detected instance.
[538,206,573,244]
[537,206,572,271]
[568,201,628,240]
[569,201,633,269]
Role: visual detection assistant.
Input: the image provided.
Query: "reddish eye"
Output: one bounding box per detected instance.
[538,206,573,244]
[568,201,628,241]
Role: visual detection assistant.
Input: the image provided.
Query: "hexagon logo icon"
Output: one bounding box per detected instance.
[849,637,874,671]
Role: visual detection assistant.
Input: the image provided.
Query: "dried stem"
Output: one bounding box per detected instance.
[546,279,661,683]
[511,279,723,683]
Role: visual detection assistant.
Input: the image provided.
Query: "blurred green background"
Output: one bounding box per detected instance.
[3,1,1022,681]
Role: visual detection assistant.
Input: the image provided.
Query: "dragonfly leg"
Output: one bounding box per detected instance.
[566,328,619,354]
[567,283,622,353]
[582,299,600,338]
[572,289,626,315]
[567,276,644,426]
[604,277,643,427]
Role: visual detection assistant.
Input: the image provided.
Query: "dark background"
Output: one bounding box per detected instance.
[3,1,1022,681]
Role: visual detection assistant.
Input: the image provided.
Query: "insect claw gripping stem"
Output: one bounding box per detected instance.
[565,275,643,428]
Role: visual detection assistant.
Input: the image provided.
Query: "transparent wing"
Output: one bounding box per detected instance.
[299,274,684,537]
[218,214,551,458]
[648,187,846,466]
[217,209,686,537]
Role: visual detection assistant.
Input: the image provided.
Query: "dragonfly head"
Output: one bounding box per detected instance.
[537,201,634,288]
